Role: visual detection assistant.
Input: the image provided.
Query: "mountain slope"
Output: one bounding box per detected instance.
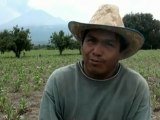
[0,9,70,45]
[29,25,69,45]
[1,9,67,28]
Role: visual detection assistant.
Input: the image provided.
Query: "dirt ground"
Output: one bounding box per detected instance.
[152,112,160,120]
[0,91,42,120]
[0,91,160,120]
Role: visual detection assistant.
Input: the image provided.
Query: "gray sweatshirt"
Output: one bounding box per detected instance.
[39,62,151,120]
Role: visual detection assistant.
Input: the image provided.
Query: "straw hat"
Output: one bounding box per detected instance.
[68,4,144,59]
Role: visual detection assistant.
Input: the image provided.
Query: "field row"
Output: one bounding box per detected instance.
[0,49,160,119]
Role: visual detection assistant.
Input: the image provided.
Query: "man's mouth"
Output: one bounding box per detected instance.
[89,59,103,64]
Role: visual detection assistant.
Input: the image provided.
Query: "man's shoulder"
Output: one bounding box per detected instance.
[54,63,77,74]
[120,64,148,86]
[48,62,79,81]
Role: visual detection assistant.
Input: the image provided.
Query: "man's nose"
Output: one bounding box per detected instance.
[92,43,103,56]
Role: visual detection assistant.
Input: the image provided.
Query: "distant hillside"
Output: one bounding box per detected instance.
[0,9,70,45]
[29,25,69,45]
[1,9,67,28]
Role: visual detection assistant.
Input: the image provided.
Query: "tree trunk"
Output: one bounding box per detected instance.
[59,50,62,55]
[15,51,21,58]
[59,47,64,55]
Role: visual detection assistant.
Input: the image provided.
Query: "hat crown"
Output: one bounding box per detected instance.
[68,4,144,59]
[89,4,124,27]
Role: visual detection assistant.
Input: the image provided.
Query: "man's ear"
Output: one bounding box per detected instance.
[80,42,83,53]
[80,41,83,46]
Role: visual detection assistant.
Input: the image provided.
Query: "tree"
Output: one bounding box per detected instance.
[10,25,32,58]
[68,39,81,54]
[123,13,160,49]
[50,30,72,55]
[0,25,32,57]
[0,30,12,54]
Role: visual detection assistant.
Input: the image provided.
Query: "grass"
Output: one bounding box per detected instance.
[0,49,160,119]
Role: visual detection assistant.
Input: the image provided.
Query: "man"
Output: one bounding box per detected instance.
[39,4,151,120]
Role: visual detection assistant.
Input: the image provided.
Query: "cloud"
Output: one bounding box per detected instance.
[0,0,33,25]
[0,0,20,25]
[28,0,111,22]
[27,0,160,22]
[28,0,54,10]
[5,0,31,13]
[0,0,159,25]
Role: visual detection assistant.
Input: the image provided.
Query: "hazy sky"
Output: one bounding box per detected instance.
[0,0,160,25]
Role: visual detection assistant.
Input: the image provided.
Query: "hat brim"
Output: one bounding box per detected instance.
[68,21,144,60]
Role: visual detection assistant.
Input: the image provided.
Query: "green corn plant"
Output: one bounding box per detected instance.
[14,78,22,92]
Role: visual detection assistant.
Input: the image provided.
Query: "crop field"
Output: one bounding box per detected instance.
[0,49,160,120]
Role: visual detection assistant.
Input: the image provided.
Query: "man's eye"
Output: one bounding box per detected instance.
[105,41,114,47]
[86,39,95,43]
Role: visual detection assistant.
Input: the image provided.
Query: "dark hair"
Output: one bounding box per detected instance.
[82,30,89,44]
[117,34,128,52]
[82,29,128,52]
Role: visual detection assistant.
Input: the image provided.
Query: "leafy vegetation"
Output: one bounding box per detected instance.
[0,49,160,119]
[49,30,73,55]
[123,13,160,49]
[2,13,160,58]
[0,25,32,58]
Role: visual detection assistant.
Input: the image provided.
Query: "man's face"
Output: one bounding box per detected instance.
[81,29,121,79]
